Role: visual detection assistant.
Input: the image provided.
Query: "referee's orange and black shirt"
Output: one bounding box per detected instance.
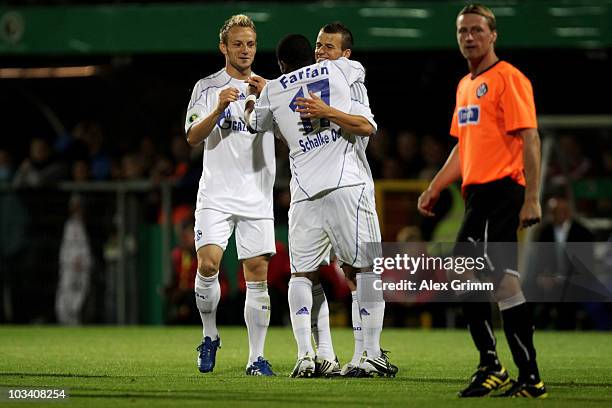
[450,61,537,191]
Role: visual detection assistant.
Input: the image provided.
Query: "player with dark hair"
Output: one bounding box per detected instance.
[417,3,547,398]
[319,21,354,52]
[245,34,397,379]
[185,14,276,377]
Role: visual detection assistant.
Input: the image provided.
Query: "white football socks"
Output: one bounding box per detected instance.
[311,283,335,360]
[356,272,385,359]
[350,290,364,365]
[244,281,271,365]
[194,271,220,340]
[288,277,314,358]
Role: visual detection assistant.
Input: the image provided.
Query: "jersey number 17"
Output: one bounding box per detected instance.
[289,79,330,134]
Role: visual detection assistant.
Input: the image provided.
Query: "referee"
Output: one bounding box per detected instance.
[418,4,547,398]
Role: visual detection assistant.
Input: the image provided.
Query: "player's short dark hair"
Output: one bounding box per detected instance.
[276,34,315,71]
[321,21,354,50]
[458,3,497,31]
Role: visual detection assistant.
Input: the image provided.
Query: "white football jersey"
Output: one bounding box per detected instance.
[348,81,377,189]
[185,69,276,219]
[249,58,368,203]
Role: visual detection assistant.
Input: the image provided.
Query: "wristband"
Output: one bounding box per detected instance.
[245,94,257,105]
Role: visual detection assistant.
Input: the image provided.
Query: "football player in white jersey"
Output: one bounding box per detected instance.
[293,22,380,378]
[244,34,397,378]
[184,15,276,377]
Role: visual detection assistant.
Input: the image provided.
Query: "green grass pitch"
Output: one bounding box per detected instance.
[1,326,611,407]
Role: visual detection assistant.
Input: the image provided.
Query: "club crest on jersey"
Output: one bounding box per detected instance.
[216,107,232,127]
[215,107,249,132]
[458,105,480,126]
[188,113,199,123]
[216,107,231,126]
[476,83,488,98]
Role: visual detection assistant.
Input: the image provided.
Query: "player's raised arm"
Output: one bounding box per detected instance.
[243,82,257,133]
[244,76,261,132]
[186,87,240,146]
[245,83,274,134]
[244,97,257,133]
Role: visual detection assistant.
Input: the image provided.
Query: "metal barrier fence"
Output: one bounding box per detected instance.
[0,181,174,325]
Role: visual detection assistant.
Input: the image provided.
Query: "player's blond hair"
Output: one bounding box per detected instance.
[219,14,256,44]
[458,3,497,31]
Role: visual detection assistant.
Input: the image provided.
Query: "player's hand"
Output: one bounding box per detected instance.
[215,87,240,113]
[295,91,331,119]
[519,198,541,229]
[417,187,439,217]
[245,76,266,97]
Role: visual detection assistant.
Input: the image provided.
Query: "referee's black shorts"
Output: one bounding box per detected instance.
[454,177,525,279]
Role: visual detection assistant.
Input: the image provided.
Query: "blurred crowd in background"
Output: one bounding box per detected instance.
[1,117,610,330]
[2,120,610,215]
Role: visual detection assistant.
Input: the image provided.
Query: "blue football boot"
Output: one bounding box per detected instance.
[246,356,276,376]
[196,336,221,373]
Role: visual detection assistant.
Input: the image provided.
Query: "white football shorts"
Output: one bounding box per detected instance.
[288,184,381,273]
[194,208,276,260]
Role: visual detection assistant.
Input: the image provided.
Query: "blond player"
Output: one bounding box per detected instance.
[185,15,275,376]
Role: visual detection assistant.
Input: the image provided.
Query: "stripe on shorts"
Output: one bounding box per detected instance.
[352,184,367,265]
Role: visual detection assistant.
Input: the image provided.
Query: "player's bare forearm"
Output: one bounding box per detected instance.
[520,128,541,201]
[326,108,375,136]
[429,145,461,193]
[295,91,374,136]
[187,87,240,146]
[418,145,461,217]
[186,109,224,146]
[519,128,542,227]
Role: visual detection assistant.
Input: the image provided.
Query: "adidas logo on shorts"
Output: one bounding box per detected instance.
[296,307,309,315]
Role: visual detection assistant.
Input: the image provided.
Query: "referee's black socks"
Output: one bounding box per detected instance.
[462,299,501,369]
[501,302,541,384]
